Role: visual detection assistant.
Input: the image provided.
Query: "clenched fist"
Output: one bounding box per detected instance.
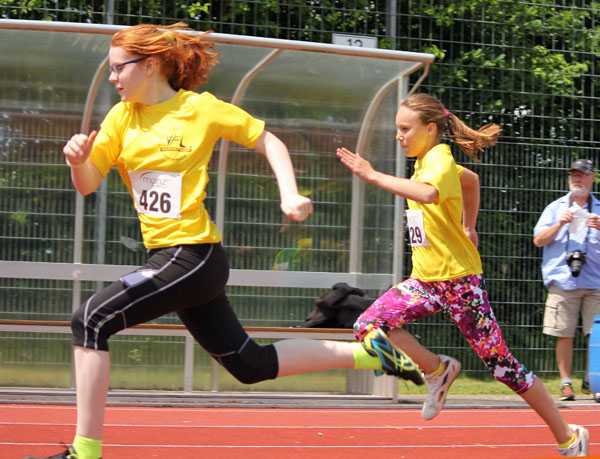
[63,131,97,168]
[281,194,313,222]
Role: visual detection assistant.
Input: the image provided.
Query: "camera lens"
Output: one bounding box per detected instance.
[567,251,586,277]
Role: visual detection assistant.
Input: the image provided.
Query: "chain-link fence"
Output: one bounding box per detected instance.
[1,1,598,385]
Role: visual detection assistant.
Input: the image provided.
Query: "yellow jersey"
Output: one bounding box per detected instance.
[89,90,265,249]
[406,144,482,281]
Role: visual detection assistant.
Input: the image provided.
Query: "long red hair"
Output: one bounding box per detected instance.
[111,22,219,91]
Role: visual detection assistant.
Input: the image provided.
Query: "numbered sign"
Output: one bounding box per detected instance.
[128,170,182,219]
[332,33,378,49]
[406,209,429,247]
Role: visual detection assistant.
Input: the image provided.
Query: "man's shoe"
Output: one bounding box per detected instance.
[581,379,591,395]
[560,382,576,401]
[24,447,78,459]
[362,326,424,385]
[558,424,589,456]
[422,355,461,420]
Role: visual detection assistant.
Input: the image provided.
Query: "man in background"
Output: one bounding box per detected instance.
[533,159,600,402]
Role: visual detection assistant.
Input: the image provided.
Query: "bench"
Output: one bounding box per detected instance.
[0,319,397,398]
[0,261,398,397]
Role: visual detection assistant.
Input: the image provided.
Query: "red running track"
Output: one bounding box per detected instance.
[1,404,599,459]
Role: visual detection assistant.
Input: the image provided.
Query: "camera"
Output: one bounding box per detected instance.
[567,250,586,277]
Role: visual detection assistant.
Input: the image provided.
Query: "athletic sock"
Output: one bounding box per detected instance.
[351,342,381,370]
[560,378,573,386]
[558,431,577,449]
[73,434,102,459]
[427,359,446,378]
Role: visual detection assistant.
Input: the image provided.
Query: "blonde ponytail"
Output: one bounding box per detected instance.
[400,93,501,160]
[446,113,501,160]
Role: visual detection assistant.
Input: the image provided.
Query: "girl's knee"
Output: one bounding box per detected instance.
[217,341,278,384]
[70,308,86,346]
[490,360,535,393]
[70,303,115,351]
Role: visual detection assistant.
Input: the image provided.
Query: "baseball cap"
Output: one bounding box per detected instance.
[569,159,595,175]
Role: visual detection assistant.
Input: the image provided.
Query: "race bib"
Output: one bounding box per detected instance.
[406,209,428,247]
[128,170,182,219]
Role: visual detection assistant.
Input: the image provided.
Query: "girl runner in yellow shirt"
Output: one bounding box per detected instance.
[27,22,424,459]
[338,93,589,457]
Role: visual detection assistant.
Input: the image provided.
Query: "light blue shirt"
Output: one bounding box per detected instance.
[534,193,600,290]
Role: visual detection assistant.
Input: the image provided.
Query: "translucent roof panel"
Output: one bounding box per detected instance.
[1,29,112,112]
[0,21,433,279]
[199,43,275,99]
[233,48,418,122]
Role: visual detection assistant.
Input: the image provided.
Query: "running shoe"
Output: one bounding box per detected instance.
[594,392,600,403]
[23,446,89,459]
[558,424,589,457]
[560,382,576,401]
[421,354,461,420]
[581,379,591,395]
[362,326,424,386]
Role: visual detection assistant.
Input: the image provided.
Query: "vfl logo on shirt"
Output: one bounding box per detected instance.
[159,135,192,153]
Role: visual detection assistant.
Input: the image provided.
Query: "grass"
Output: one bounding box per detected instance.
[0,364,588,398]
[399,374,590,397]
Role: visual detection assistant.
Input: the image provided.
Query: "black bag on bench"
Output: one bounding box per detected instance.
[299,282,374,329]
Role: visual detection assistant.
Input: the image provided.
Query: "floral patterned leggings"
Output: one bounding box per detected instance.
[354,274,535,394]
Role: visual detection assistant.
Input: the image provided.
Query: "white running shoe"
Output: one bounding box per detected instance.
[421,354,461,420]
[558,424,589,457]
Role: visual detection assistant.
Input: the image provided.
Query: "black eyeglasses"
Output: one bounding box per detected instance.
[109,56,148,75]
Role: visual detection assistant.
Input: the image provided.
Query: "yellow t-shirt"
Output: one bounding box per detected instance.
[406,144,482,281]
[90,90,265,249]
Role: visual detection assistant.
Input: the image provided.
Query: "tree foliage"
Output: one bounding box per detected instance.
[419,1,598,99]
[2,1,596,102]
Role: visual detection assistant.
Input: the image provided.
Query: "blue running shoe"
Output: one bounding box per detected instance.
[362,326,424,385]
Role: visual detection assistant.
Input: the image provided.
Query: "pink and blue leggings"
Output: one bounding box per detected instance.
[354,275,535,394]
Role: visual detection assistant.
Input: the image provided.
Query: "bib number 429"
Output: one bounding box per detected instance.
[405,209,428,247]
[409,225,424,245]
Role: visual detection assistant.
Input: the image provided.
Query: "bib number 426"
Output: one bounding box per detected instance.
[128,170,182,219]
[139,189,172,214]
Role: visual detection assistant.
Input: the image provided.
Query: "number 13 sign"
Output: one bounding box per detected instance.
[332,33,378,49]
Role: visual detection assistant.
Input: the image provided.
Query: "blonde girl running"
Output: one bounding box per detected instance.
[338,93,589,457]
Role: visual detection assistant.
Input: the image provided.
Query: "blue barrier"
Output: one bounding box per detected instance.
[590,314,600,393]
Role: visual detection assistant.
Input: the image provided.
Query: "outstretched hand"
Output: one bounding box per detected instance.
[63,130,98,167]
[281,194,313,222]
[336,147,375,182]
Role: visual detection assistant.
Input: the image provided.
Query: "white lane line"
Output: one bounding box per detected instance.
[2,405,599,414]
[6,421,600,429]
[4,441,600,449]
